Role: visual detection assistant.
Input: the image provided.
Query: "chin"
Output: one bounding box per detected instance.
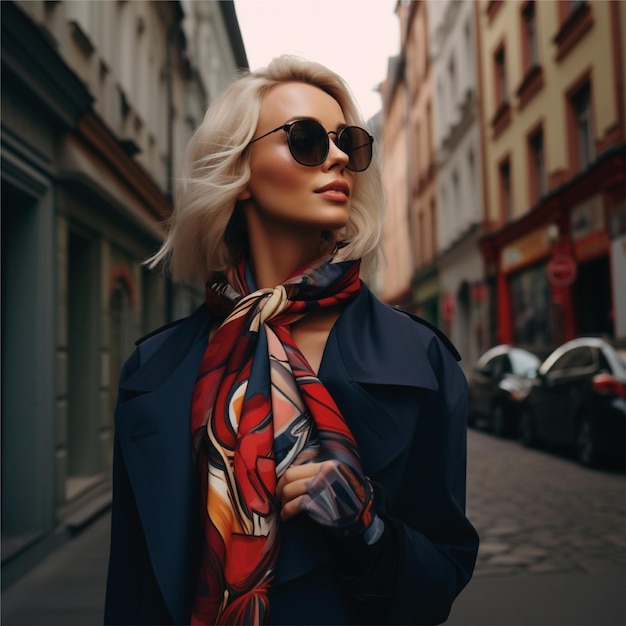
[315,208,350,229]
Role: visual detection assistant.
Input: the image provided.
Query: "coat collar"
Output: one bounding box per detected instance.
[328,283,443,391]
[120,304,210,394]
[121,283,447,397]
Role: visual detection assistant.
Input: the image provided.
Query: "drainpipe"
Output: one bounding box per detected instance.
[164,11,181,321]
[165,20,177,205]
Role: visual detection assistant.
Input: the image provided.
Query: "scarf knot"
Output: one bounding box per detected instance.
[228,285,290,331]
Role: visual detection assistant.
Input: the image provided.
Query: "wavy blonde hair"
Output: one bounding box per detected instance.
[147,55,384,285]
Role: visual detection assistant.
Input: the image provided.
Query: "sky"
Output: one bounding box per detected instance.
[234,0,400,121]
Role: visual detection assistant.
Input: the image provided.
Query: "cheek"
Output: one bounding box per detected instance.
[249,157,309,199]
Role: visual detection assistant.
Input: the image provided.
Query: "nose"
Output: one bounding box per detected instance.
[324,132,350,170]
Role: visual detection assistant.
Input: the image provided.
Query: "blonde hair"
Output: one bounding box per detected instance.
[147,55,384,285]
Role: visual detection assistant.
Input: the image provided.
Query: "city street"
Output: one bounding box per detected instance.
[2,428,624,625]
[447,428,625,625]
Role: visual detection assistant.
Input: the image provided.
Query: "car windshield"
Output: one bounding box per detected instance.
[509,350,541,376]
[614,348,626,375]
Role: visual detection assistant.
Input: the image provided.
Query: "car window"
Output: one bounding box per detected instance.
[485,354,509,377]
[478,354,506,378]
[598,349,611,372]
[547,346,594,374]
[603,346,626,377]
[509,350,540,376]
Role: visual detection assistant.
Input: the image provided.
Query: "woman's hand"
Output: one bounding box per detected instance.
[276,459,375,537]
[276,462,322,522]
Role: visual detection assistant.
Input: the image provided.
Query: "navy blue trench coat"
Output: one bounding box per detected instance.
[104,283,479,625]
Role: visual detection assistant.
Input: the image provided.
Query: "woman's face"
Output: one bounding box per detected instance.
[241,82,355,239]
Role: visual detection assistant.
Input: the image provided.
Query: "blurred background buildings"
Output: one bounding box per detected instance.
[1,0,247,585]
[1,0,624,587]
[378,0,625,368]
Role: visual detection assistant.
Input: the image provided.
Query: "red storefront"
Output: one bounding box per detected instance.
[480,146,625,351]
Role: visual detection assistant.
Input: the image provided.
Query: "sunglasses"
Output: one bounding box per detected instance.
[248,119,374,172]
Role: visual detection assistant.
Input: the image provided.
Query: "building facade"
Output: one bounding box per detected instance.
[429,0,486,367]
[379,0,624,366]
[1,0,247,584]
[379,52,413,304]
[476,0,625,349]
[378,1,441,322]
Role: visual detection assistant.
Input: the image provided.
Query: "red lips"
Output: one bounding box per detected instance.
[314,181,350,196]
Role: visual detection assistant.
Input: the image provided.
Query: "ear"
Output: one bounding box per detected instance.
[236,187,252,201]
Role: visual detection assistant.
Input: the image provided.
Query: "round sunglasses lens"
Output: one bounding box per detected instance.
[339,127,373,172]
[288,121,328,166]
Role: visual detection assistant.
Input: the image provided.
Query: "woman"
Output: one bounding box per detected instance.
[104,56,478,626]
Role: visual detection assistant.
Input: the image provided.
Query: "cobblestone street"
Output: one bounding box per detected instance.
[465,428,625,579]
[3,427,625,625]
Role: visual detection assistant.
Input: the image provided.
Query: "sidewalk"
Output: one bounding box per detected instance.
[447,571,626,625]
[2,509,625,625]
[1,512,110,626]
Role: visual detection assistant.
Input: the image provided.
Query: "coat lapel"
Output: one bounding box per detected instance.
[115,306,209,625]
[319,285,443,483]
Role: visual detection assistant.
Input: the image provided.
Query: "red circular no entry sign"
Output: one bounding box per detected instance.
[545,254,578,287]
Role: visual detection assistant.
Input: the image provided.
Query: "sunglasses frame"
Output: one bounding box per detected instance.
[248,119,374,172]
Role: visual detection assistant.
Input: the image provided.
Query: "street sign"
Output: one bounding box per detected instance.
[441,292,454,322]
[545,253,578,287]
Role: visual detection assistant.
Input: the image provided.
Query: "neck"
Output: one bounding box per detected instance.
[244,212,334,289]
[249,233,332,289]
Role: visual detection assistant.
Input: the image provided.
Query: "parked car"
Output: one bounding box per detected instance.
[519,337,626,467]
[468,345,542,437]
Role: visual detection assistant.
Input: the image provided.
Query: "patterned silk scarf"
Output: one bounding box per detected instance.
[190,252,367,625]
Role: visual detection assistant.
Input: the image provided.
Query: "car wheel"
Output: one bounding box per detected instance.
[519,408,536,447]
[491,404,508,438]
[576,414,601,467]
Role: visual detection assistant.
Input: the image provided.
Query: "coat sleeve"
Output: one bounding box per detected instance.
[104,350,174,626]
[330,334,479,625]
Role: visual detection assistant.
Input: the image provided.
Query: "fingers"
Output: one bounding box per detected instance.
[276,462,325,521]
[279,494,305,521]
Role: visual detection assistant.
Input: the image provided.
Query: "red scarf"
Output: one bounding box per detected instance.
[190,253,366,625]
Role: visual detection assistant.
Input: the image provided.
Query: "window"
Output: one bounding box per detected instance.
[487,0,504,23]
[418,211,424,266]
[414,121,422,180]
[499,157,513,220]
[570,81,594,170]
[437,80,445,130]
[510,264,552,348]
[528,127,547,203]
[494,45,508,107]
[426,102,433,153]
[464,19,472,75]
[547,346,594,373]
[492,43,512,134]
[516,2,544,110]
[430,199,437,258]
[452,170,460,205]
[522,2,539,71]
[468,149,477,219]
[554,0,593,62]
[509,349,541,375]
[440,186,447,253]
[486,354,511,378]
[568,0,586,13]
[448,55,457,106]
